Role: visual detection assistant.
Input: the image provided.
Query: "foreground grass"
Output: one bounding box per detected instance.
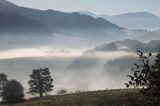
[2,89,140,106]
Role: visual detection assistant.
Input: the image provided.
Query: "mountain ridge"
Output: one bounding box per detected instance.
[0,0,129,50]
[79,11,160,29]
[0,0,120,29]
[111,12,160,18]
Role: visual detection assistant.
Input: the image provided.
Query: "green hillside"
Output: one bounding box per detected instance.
[2,89,139,106]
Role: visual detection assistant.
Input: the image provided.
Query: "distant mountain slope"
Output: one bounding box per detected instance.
[0,1,158,50]
[79,11,109,19]
[80,11,160,30]
[93,39,160,53]
[0,12,51,35]
[21,10,119,29]
[103,56,138,79]
[0,0,55,51]
[67,39,160,72]
[67,52,99,71]
[107,12,160,29]
[0,0,129,47]
[141,28,160,40]
[0,0,155,50]
[0,0,120,29]
[0,0,52,34]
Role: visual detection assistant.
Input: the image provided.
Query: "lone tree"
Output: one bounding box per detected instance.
[0,73,8,96]
[2,80,24,104]
[28,68,54,97]
[126,51,160,105]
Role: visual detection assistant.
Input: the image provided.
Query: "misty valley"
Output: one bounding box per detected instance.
[0,0,160,105]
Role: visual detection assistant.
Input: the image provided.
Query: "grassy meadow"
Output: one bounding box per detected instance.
[1,89,140,106]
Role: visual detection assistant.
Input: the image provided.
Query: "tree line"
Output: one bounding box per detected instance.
[0,68,54,104]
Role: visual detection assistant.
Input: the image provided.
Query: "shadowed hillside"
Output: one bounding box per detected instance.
[1,89,139,106]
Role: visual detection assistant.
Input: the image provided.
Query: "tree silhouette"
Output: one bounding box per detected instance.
[126,51,160,105]
[0,73,7,97]
[28,68,54,97]
[2,80,24,104]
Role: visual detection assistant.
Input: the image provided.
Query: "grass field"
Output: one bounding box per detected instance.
[1,89,140,106]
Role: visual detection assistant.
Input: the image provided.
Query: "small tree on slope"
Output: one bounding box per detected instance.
[28,68,54,97]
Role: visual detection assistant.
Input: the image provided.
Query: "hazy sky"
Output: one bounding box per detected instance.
[8,0,160,16]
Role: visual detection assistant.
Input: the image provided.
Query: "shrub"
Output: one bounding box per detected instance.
[2,80,24,104]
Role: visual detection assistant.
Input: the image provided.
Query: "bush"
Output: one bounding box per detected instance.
[0,73,7,96]
[2,80,24,104]
[126,51,160,105]
[57,89,67,95]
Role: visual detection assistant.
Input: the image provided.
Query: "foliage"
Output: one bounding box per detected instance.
[57,89,67,95]
[28,68,54,97]
[126,51,160,105]
[2,80,24,104]
[0,73,7,96]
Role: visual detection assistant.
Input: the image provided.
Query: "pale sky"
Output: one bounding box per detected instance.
[8,0,160,16]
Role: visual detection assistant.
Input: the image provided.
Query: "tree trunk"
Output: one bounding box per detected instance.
[39,91,43,98]
[38,70,43,98]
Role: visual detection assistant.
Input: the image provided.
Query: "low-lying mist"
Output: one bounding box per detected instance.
[0,50,137,98]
